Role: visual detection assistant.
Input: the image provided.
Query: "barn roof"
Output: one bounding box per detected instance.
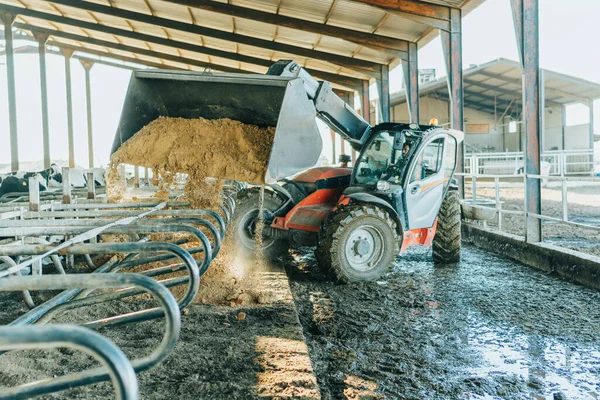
[0,0,485,91]
[392,58,600,115]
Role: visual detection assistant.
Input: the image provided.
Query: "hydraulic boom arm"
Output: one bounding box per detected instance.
[267,61,372,148]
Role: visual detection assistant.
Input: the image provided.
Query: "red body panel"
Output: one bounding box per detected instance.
[271,167,352,233]
[292,167,352,183]
[400,219,437,252]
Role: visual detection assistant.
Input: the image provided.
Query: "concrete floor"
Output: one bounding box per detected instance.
[0,243,599,399]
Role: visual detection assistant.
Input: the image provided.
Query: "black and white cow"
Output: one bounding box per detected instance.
[0,165,62,198]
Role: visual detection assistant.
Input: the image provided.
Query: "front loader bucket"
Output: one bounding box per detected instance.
[112,70,322,183]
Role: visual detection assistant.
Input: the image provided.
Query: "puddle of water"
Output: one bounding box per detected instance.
[466,313,600,399]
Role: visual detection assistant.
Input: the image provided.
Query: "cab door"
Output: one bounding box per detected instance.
[404,133,457,230]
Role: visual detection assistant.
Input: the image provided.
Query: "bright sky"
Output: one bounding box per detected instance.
[0,0,599,167]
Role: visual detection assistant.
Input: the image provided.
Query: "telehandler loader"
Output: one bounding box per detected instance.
[113,60,464,282]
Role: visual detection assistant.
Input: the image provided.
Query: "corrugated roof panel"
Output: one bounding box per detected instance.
[275,26,320,47]
[279,0,333,23]
[328,0,385,32]
[238,62,268,74]
[146,42,180,56]
[231,0,279,14]
[105,0,153,15]
[85,12,133,31]
[237,43,273,59]
[354,47,393,64]
[234,18,277,40]
[202,36,237,53]
[375,14,427,41]
[127,21,169,38]
[178,48,210,62]
[146,0,193,23]
[189,8,235,32]
[315,35,357,55]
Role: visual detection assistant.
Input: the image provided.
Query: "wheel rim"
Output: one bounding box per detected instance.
[237,208,275,250]
[344,225,385,271]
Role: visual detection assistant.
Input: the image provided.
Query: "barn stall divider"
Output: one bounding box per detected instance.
[0,172,239,399]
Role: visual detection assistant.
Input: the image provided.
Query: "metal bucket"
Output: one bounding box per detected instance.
[111,70,323,183]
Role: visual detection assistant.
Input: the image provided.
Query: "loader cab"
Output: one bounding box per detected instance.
[351,123,424,188]
[348,123,460,231]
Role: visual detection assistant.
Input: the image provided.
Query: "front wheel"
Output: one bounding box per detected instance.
[317,205,398,283]
[432,188,461,264]
[232,188,288,259]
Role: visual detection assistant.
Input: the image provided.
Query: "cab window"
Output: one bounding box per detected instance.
[410,138,444,183]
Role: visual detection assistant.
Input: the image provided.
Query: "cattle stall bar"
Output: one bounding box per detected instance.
[0,177,239,398]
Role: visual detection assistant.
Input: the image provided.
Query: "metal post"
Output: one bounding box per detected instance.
[87,172,96,200]
[540,69,545,153]
[61,48,75,168]
[80,60,95,168]
[62,167,72,204]
[330,130,336,164]
[34,32,51,169]
[589,99,595,173]
[495,177,502,232]
[377,64,390,123]
[561,179,568,222]
[28,177,40,212]
[361,80,371,125]
[134,166,140,188]
[1,13,19,171]
[511,0,542,243]
[441,8,464,198]
[561,104,566,151]
[348,91,357,164]
[402,42,419,124]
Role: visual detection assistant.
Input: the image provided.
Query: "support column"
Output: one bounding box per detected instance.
[34,32,51,169]
[402,42,419,124]
[61,48,75,168]
[441,8,464,197]
[377,64,390,122]
[80,60,95,168]
[590,99,595,173]
[511,0,542,243]
[540,69,545,152]
[1,13,19,171]
[561,104,566,151]
[330,130,336,164]
[361,80,371,125]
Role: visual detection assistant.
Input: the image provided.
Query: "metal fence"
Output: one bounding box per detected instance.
[459,172,600,239]
[464,149,598,176]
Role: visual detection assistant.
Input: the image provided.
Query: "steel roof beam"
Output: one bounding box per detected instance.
[14,23,363,91]
[347,0,451,31]
[2,5,368,87]
[43,0,383,77]
[161,0,409,58]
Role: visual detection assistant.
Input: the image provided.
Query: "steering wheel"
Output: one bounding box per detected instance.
[382,161,404,181]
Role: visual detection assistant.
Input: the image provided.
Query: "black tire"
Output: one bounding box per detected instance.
[432,188,461,264]
[232,188,288,259]
[317,204,398,283]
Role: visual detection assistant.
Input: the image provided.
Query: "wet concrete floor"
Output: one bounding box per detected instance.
[286,244,600,400]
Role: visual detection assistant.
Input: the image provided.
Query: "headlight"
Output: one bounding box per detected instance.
[376,180,391,191]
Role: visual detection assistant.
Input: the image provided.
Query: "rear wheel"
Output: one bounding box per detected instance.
[232,188,288,259]
[432,188,461,264]
[317,205,398,283]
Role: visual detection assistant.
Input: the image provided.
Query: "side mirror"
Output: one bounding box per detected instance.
[393,131,405,150]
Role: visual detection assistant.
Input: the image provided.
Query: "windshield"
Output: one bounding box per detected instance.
[354,131,405,185]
